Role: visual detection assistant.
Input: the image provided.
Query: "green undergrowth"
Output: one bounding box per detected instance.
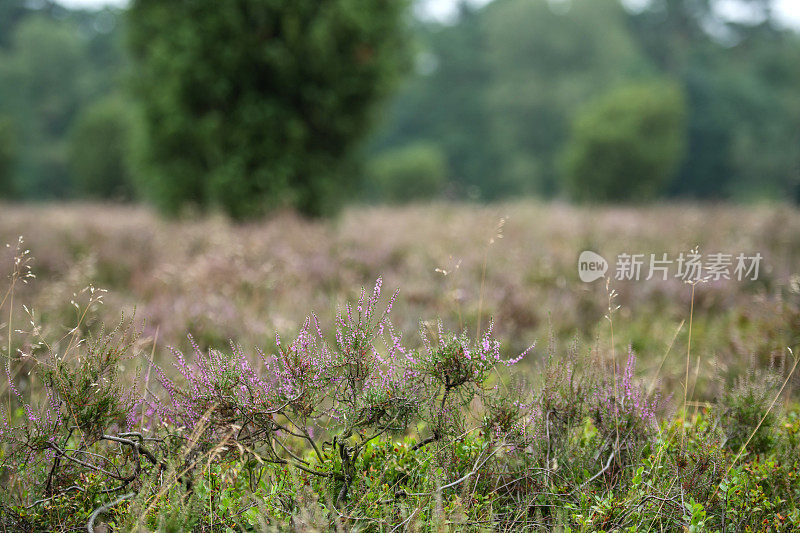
[4,411,800,532]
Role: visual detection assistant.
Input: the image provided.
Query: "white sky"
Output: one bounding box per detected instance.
[56,0,800,29]
[416,0,800,28]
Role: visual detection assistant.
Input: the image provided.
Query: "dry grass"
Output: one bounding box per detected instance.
[1,200,799,399]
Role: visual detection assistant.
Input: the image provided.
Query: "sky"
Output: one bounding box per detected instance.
[56,0,800,29]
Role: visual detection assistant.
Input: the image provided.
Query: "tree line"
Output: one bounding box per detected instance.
[1,0,798,217]
[374,0,800,204]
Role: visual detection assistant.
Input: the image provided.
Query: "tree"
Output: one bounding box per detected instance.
[482,0,653,197]
[0,116,17,197]
[628,0,800,201]
[370,6,498,200]
[68,96,137,200]
[561,81,687,202]
[0,0,29,49]
[374,0,653,200]
[0,15,94,199]
[366,141,447,203]
[128,0,410,219]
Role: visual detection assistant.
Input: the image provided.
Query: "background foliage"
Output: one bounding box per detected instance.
[374,0,800,204]
[1,0,799,213]
[561,80,687,202]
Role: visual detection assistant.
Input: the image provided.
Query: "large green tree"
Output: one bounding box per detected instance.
[128,0,410,219]
[561,81,687,202]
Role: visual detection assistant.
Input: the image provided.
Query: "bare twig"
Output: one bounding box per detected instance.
[87,492,135,533]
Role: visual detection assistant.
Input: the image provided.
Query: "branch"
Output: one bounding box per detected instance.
[581,450,615,488]
[101,434,161,467]
[411,433,438,452]
[48,443,132,482]
[87,492,135,533]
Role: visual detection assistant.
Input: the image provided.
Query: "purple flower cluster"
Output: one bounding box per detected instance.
[591,348,659,436]
[419,319,532,391]
[1,365,63,473]
[144,278,530,453]
[146,279,412,438]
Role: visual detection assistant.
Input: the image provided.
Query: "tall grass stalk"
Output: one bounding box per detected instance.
[475,217,505,339]
[648,319,684,396]
[682,280,696,452]
[605,277,622,454]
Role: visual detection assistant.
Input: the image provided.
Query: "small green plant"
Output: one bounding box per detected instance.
[718,369,781,455]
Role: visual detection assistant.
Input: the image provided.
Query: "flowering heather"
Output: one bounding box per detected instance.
[1,365,61,452]
[148,278,530,456]
[129,277,533,510]
[590,347,660,441]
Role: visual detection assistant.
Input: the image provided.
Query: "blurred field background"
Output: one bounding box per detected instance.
[2,201,799,402]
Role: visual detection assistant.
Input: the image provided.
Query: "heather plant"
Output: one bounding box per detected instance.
[590,348,659,442]
[478,338,592,510]
[717,368,781,455]
[536,339,588,451]
[481,376,536,447]
[0,315,163,531]
[0,244,166,530]
[414,319,529,445]
[586,348,661,483]
[147,278,531,510]
[3,201,799,391]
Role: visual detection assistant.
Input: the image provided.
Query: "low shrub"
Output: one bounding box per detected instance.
[718,368,781,455]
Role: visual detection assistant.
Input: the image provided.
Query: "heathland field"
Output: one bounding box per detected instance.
[2,202,800,531]
[3,201,799,391]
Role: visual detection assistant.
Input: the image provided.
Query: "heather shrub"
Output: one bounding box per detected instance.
[145,278,531,511]
[581,350,661,490]
[589,349,659,445]
[717,368,781,455]
[0,317,160,531]
[537,340,588,449]
[481,376,536,447]
[2,201,798,388]
[414,319,528,444]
